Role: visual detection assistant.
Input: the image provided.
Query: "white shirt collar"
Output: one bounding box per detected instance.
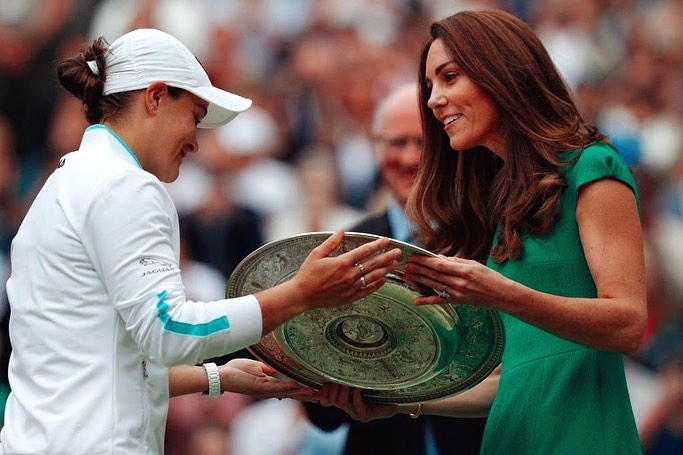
[79,124,143,169]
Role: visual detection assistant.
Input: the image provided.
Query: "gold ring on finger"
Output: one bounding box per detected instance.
[360,276,367,289]
[355,262,366,276]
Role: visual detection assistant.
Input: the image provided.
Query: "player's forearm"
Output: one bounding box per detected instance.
[168,365,208,397]
[401,365,500,418]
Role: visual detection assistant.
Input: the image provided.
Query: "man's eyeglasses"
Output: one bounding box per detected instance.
[375,136,423,150]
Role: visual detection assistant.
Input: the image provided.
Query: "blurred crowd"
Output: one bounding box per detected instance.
[1,0,682,453]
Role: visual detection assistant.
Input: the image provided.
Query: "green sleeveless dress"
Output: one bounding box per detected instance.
[479,143,642,454]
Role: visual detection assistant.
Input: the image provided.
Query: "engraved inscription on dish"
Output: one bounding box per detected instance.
[227,232,504,403]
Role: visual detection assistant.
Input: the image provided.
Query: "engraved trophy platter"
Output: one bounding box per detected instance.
[226,232,504,404]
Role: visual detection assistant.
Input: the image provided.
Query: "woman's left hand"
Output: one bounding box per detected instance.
[317,383,402,423]
[405,254,512,309]
[220,358,318,402]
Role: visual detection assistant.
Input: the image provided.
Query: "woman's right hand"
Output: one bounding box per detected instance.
[318,383,405,423]
[291,229,403,311]
[318,366,501,421]
[255,230,402,334]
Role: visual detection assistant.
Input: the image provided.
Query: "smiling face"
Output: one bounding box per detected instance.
[374,85,422,208]
[425,39,505,158]
[146,87,208,182]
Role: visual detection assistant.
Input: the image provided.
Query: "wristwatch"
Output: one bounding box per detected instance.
[202,362,222,397]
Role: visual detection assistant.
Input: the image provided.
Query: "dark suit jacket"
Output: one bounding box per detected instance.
[304,211,487,455]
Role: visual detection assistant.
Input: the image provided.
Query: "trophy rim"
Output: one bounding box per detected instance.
[227,232,504,404]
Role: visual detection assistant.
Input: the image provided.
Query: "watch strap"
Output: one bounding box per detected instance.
[202,362,222,397]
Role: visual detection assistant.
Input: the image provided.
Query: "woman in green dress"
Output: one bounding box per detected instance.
[320,9,646,454]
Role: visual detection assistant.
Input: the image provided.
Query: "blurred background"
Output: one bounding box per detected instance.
[1,0,682,453]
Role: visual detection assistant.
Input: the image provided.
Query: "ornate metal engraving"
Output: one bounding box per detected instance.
[226,232,504,403]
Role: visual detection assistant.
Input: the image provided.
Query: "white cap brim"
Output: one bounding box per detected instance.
[185,85,253,129]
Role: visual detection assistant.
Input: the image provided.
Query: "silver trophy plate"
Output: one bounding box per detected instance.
[226,232,504,404]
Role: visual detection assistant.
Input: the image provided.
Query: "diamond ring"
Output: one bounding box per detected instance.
[438,284,451,299]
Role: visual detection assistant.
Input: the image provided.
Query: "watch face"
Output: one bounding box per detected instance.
[227,232,504,404]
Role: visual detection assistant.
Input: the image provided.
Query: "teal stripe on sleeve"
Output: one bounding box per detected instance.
[156,290,230,336]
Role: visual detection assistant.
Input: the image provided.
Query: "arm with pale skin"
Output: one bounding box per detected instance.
[169,360,318,400]
[406,178,647,355]
[318,365,500,422]
[322,178,647,421]
[167,230,403,400]
[254,229,402,336]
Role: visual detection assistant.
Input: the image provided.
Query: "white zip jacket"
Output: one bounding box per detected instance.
[1,125,263,454]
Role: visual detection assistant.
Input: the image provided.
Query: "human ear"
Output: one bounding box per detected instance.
[144,81,168,113]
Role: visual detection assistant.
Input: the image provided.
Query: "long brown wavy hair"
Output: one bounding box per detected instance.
[408,9,607,263]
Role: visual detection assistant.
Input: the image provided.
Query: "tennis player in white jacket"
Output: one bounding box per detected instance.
[0,28,401,454]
